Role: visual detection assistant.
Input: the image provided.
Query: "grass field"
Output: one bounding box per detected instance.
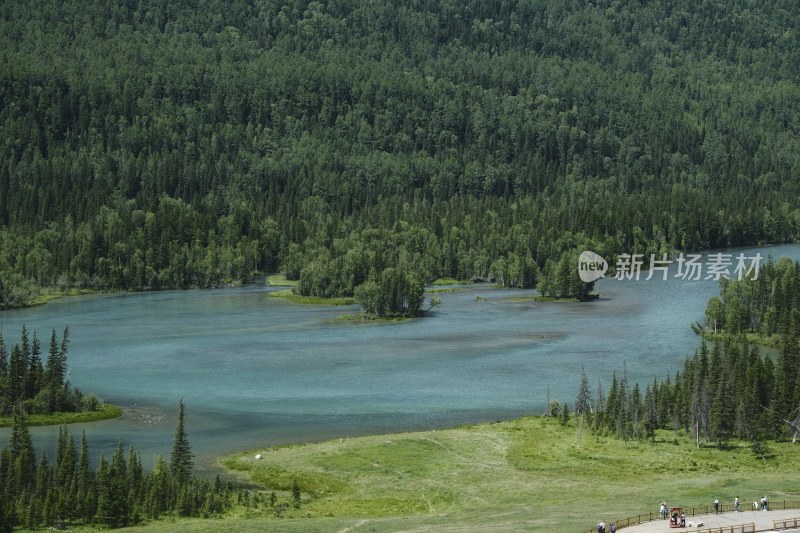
[176,416,800,533]
[266,274,299,287]
[702,330,782,349]
[51,416,800,532]
[431,278,473,285]
[267,288,355,305]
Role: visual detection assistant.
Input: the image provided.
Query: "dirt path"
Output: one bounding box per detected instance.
[617,509,800,533]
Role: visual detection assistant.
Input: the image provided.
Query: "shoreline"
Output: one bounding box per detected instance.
[0,403,123,427]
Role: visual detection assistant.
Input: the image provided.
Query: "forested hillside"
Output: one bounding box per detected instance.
[2,0,799,307]
[705,256,800,338]
[578,336,800,451]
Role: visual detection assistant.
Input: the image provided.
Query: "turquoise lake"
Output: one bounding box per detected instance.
[1,243,798,474]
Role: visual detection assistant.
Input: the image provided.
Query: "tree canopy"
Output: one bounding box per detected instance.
[1,0,799,311]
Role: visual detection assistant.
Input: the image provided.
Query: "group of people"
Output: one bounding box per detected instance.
[656,495,769,523]
[670,509,686,527]
[717,495,768,512]
[659,502,685,524]
[596,520,616,533]
[599,495,771,533]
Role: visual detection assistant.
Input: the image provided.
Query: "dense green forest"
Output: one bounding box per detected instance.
[705,256,800,337]
[2,0,800,311]
[0,401,224,530]
[573,336,800,450]
[0,326,100,416]
[0,401,291,531]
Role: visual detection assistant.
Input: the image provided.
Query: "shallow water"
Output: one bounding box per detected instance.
[1,243,798,472]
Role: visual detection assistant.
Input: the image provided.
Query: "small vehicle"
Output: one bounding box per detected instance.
[669,507,685,528]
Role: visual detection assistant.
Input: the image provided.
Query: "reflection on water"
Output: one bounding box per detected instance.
[1,244,798,470]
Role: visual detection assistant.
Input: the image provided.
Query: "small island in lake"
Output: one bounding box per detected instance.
[0,326,121,427]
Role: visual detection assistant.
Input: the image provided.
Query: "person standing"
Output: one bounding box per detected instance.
[714,498,719,513]
[597,520,606,533]
[734,496,739,512]
[660,502,666,519]
[610,522,616,533]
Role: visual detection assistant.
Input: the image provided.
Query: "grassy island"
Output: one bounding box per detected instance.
[0,403,122,427]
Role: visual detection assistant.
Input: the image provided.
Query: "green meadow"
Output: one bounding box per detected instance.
[267,288,356,306]
[110,415,800,532]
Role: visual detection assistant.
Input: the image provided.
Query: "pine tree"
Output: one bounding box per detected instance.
[24,332,43,401]
[0,330,8,377]
[170,399,193,486]
[0,448,11,505]
[710,366,734,447]
[56,427,77,490]
[95,455,111,526]
[9,404,36,491]
[45,329,65,412]
[7,346,26,408]
[616,364,631,443]
[108,442,130,527]
[644,384,658,441]
[605,371,619,432]
[34,451,49,502]
[0,494,11,533]
[128,446,142,494]
[630,383,642,439]
[594,379,605,429]
[145,456,171,519]
[77,431,91,493]
[26,495,39,532]
[575,366,592,417]
[291,479,301,509]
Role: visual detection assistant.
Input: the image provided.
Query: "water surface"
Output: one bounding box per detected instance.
[1,244,797,472]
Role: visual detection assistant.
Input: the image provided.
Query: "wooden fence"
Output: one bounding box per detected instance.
[696,523,755,533]
[581,500,800,533]
[774,516,800,530]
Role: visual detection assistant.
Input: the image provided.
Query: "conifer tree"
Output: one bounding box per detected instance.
[7,346,26,409]
[605,371,619,432]
[24,333,43,402]
[631,383,642,439]
[77,431,91,493]
[45,329,66,412]
[56,427,77,489]
[34,451,49,502]
[95,455,111,526]
[0,331,7,380]
[170,399,193,486]
[594,379,605,429]
[9,404,35,491]
[0,334,7,416]
[291,479,301,509]
[575,367,592,417]
[108,441,130,527]
[0,496,10,533]
[710,366,734,447]
[644,384,658,441]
